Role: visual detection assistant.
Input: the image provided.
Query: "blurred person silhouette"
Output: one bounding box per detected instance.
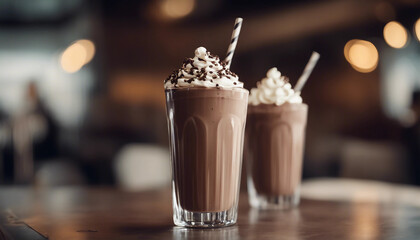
[0,108,10,183]
[403,91,420,185]
[12,80,58,184]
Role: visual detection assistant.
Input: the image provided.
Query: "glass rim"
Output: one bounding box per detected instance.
[165,87,249,94]
[247,102,308,113]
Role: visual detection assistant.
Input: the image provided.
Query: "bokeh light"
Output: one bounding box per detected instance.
[383,21,408,48]
[60,39,95,73]
[160,0,195,19]
[344,40,379,73]
[60,43,87,73]
[415,18,420,41]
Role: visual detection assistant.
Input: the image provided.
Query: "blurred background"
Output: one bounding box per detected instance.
[0,0,420,190]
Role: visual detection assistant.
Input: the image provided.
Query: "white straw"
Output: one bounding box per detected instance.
[294,51,320,93]
[225,18,243,69]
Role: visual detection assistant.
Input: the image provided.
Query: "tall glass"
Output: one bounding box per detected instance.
[245,103,308,209]
[165,88,249,227]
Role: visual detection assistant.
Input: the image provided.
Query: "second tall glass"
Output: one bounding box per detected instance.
[245,103,308,209]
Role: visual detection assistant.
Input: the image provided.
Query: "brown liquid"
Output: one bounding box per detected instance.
[245,103,307,196]
[165,88,248,212]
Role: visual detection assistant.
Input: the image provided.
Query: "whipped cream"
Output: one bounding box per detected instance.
[164,47,243,89]
[248,67,302,106]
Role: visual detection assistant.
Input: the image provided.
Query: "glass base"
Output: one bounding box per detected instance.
[173,208,237,228]
[249,191,300,210]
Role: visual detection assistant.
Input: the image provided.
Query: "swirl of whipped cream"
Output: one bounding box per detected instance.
[248,67,302,106]
[164,47,243,89]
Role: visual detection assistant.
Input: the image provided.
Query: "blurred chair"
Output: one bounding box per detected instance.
[114,144,171,191]
[339,140,409,183]
[35,160,85,187]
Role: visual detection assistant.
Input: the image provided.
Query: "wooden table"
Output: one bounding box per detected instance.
[1,179,420,239]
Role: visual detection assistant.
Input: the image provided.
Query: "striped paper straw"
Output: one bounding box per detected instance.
[294,51,320,93]
[225,17,243,69]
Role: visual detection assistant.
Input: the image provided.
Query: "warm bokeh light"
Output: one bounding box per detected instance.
[415,18,420,41]
[383,21,408,48]
[60,43,87,73]
[60,39,95,73]
[160,0,195,19]
[344,40,379,73]
[76,39,95,64]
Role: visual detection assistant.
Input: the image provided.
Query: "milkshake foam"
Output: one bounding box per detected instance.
[248,67,302,106]
[165,47,243,89]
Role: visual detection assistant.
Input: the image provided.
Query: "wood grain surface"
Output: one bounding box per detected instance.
[1,180,420,239]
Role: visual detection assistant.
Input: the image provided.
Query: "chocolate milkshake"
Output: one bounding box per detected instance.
[246,67,308,209]
[165,47,248,227]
